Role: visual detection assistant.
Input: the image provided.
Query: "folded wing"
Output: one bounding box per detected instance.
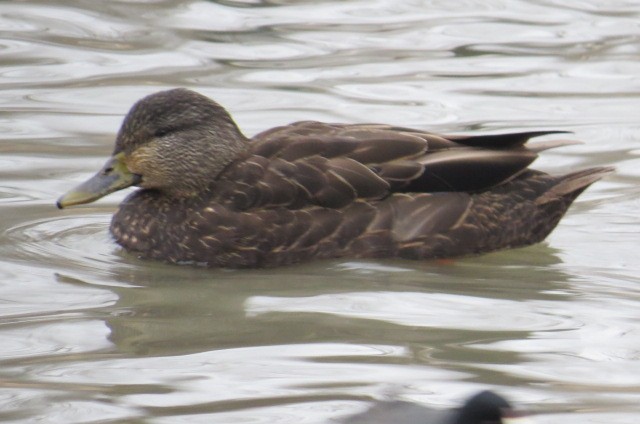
[215,121,574,210]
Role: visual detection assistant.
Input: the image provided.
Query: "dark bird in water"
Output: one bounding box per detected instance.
[57,88,612,268]
[340,390,523,424]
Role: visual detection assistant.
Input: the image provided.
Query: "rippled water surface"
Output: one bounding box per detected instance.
[1,1,639,423]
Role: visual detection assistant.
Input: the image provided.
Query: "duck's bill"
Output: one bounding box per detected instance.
[56,153,140,209]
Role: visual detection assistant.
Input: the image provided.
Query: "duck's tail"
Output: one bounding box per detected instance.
[535,166,614,205]
[494,166,614,249]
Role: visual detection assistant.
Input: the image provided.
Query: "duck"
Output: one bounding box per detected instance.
[340,390,524,424]
[57,88,612,268]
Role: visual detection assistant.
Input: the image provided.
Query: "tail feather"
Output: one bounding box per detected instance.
[536,166,614,205]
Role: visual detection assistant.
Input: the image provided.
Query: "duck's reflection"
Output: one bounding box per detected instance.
[91,243,572,361]
[47,244,572,420]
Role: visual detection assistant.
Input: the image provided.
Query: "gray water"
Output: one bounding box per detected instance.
[1,1,639,423]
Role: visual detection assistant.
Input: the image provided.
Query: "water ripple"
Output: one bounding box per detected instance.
[245,292,578,332]
[3,214,122,272]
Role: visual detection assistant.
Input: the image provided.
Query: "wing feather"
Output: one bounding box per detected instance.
[213,122,574,211]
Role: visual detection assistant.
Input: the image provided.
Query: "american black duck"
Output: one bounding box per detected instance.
[57,88,612,268]
[340,390,521,424]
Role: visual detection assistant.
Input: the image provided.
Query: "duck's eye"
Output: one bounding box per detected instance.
[154,128,172,137]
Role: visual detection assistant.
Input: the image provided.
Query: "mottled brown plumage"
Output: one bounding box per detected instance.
[57,88,613,268]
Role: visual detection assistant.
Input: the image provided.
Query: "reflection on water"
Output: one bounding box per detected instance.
[1,0,639,423]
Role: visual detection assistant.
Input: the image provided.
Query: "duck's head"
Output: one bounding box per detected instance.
[457,391,520,424]
[57,88,247,208]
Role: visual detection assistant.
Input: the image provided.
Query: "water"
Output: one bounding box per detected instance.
[1,0,639,422]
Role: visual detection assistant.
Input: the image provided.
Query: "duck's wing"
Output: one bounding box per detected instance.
[216,121,572,210]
